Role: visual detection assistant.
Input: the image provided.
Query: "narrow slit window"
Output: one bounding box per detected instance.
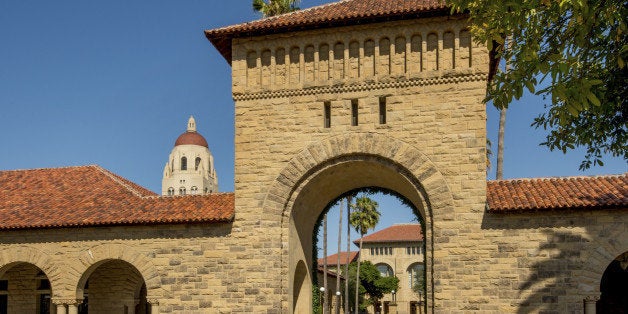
[324,102,331,128]
[379,96,387,124]
[351,99,358,126]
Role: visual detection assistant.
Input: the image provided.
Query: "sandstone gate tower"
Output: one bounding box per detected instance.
[206,1,491,312]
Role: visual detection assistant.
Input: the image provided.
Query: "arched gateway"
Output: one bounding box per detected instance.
[206,1,490,311]
[265,133,454,311]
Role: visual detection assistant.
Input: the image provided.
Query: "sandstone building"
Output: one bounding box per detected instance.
[0,0,626,313]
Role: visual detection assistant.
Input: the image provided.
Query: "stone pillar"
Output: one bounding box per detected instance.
[584,296,598,314]
[67,301,79,314]
[148,299,159,314]
[52,300,67,314]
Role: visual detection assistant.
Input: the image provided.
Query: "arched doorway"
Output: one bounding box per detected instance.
[598,251,628,313]
[0,262,53,314]
[285,153,439,313]
[77,260,148,314]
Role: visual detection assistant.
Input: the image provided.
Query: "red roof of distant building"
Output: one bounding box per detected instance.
[0,165,234,229]
[174,131,209,148]
[487,174,628,212]
[318,251,359,266]
[355,224,423,244]
[205,0,450,63]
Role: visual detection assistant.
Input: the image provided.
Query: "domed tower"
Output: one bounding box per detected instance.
[162,116,218,195]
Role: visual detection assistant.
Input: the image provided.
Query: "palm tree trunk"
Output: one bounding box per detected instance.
[354,234,362,314]
[496,36,511,180]
[336,199,343,314]
[496,108,506,179]
[345,196,351,314]
[323,214,328,314]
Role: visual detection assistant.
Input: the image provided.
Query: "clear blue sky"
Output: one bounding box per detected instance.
[1,1,625,254]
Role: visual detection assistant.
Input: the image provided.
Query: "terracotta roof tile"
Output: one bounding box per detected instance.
[205,0,450,63]
[318,251,359,266]
[487,174,628,212]
[354,223,423,244]
[0,165,234,229]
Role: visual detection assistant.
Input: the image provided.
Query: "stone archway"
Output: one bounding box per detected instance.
[73,244,160,313]
[262,132,454,313]
[598,251,628,312]
[76,259,148,314]
[0,262,54,314]
[0,246,66,306]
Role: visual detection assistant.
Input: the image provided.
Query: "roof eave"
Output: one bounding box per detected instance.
[205,7,454,65]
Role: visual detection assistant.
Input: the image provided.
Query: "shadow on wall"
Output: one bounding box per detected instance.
[481,206,626,313]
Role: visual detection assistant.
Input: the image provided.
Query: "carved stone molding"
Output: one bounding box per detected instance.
[233,73,487,101]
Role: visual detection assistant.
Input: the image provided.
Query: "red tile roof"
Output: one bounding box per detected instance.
[318,251,359,266]
[205,0,451,63]
[0,165,234,230]
[355,223,423,244]
[487,174,628,212]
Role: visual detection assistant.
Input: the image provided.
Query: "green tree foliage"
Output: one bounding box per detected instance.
[252,0,300,17]
[449,0,627,169]
[346,261,399,311]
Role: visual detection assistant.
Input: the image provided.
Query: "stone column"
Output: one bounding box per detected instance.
[67,301,80,314]
[52,299,67,314]
[583,296,598,314]
[148,299,159,314]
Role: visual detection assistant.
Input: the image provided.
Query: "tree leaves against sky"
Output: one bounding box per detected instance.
[449,0,627,169]
[252,0,300,17]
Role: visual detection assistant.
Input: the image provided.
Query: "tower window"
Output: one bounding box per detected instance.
[167,187,174,196]
[324,102,331,128]
[195,157,201,170]
[351,99,358,126]
[191,186,198,194]
[179,187,186,195]
[181,157,187,171]
[379,96,387,124]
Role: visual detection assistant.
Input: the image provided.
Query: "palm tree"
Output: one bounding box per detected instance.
[349,196,380,314]
[252,0,300,17]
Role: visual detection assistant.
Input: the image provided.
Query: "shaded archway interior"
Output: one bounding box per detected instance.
[598,251,628,312]
[0,262,52,314]
[76,259,148,314]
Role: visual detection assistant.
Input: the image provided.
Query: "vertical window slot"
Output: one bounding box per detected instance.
[351,99,358,126]
[324,102,331,128]
[379,96,387,124]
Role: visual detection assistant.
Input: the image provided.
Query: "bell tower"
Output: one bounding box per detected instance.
[162,116,218,195]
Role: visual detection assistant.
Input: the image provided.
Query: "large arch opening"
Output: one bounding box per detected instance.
[0,262,53,314]
[314,190,426,314]
[76,259,148,314]
[285,153,436,314]
[598,251,628,312]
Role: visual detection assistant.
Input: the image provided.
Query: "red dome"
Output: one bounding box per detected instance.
[174,131,208,148]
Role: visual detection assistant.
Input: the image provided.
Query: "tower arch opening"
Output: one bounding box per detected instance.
[284,152,439,313]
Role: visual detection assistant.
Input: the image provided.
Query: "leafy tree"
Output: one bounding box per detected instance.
[349,196,380,314]
[252,0,300,17]
[450,0,627,169]
[346,261,399,312]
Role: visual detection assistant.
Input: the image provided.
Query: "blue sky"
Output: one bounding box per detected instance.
[1,1,625,254]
